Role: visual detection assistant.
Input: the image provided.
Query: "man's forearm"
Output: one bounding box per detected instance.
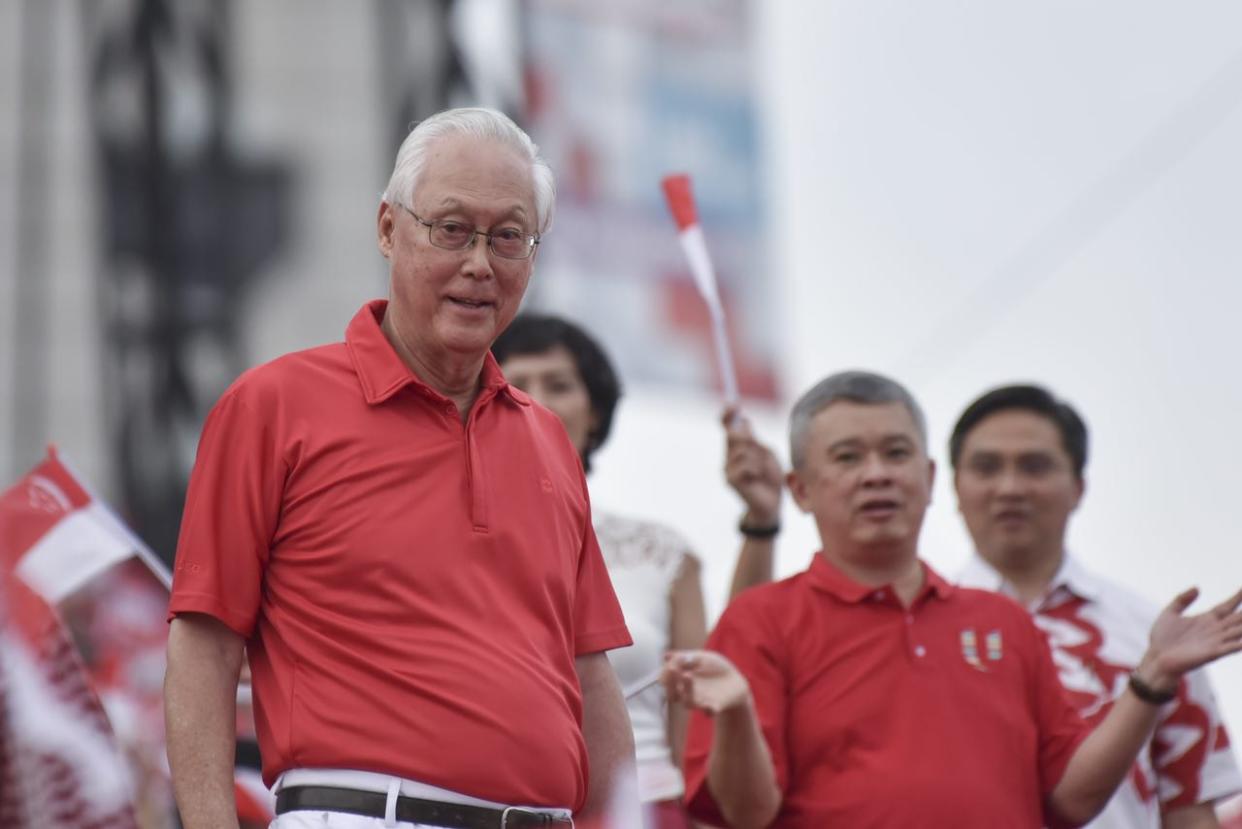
[165,615,245,829]
[1049,689,1160,825]
[728,537,776,602]
[576,653,636,820]
[1163,802,1223,829]
[708,695,781,829]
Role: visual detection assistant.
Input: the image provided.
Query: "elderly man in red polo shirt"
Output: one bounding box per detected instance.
[164,108,635,829]
[664,370,1242,829]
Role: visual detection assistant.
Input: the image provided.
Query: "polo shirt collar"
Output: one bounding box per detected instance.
[957,551,1102,611]
[345,299,530,408]
[806,553,955,605]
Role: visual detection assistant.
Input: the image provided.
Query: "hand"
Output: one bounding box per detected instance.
[723,408,783,526]
[662,649,751,715]
[1138,587,1242,690]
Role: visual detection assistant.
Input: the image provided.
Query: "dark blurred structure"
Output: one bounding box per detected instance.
[84,0,292,563]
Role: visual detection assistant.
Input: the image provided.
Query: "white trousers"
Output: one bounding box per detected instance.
[268,768,572,829]
[270,812,451,829]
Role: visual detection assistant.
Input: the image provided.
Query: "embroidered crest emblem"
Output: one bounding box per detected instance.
[961,629,985,671]
[961,628,1004,671]
[986,630,1003,661]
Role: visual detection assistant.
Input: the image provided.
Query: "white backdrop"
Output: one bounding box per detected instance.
[591,0,1242,750]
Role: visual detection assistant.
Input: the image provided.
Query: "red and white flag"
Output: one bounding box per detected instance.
[0,449,175,826]
[662,173,740,407]
[1,449,275,827]
[1,449,169,600]
[0,521,139,826]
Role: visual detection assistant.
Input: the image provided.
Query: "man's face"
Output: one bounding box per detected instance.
[376,135,537,367]
[788,401,934,558]
[953,409,1084,569]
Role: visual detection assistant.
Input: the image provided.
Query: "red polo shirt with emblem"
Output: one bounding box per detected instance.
[683,554,1089,828]
[168,300,631,810]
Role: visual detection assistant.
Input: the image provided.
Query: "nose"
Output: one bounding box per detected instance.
[860,452,892,486]
[995,465,1025,497]
[460,233,495,279]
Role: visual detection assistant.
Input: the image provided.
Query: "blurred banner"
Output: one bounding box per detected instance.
[0,574,139,827]
[0,449,272,827]
[0,449,158,826]
[522,0,777,400]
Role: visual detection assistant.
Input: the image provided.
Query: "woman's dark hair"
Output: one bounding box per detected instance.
[949,384,1088,479]
[492,313,622,472]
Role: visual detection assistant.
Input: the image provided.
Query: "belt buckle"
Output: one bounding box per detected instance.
[500,806,565,828]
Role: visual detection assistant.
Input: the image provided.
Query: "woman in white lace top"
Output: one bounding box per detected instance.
[494,314,707,829]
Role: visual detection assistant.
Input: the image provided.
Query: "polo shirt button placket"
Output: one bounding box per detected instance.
[903,609,928,664]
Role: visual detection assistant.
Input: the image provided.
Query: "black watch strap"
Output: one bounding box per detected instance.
[738,518,780,539]
[1128,671,1177,705]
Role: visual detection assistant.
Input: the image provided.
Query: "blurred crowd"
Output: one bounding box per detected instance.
[2,106,1240,829]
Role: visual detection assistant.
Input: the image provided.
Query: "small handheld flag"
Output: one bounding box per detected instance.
[661,174,740,407]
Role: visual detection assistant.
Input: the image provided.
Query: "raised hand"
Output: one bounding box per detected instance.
[662,649,751,715]
[723,408,784,526]
[1140,587,1242,689]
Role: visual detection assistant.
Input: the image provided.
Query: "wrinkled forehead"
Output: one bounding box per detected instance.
[415,135,537,220]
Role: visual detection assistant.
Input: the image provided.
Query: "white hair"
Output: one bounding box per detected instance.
[381,107,555,234]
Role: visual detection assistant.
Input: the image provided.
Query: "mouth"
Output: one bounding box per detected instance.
[857,498,901,519]
[992,509,1030,527]
[446,296,494,311]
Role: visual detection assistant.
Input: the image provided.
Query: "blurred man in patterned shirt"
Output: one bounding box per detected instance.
[952,384,1242,828]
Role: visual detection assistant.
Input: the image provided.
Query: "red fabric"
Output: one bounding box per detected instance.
[683,555,1089,829]
[169,300,630,810]
[660,174,698,230]
[0,450,91,572]
[644,798,691,829]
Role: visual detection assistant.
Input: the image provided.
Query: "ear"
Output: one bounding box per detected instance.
[786,468,813,514]
[1070,475,1086,513]
[926,457,936,504]
[377,201,396,259]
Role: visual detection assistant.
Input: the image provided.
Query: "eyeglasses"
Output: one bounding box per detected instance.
[398,204,540,260]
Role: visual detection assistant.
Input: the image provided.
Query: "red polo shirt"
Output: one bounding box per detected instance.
[684,555,1088,828]
[168,300,631,810]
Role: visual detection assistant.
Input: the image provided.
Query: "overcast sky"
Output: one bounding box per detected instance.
[593,0,1242,744]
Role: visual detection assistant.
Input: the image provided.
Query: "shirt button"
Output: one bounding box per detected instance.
[914,645,926,657]
[872,591,885,601]
[905,614,914,625]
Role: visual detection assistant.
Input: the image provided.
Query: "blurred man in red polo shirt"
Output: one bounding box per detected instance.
[664,370,1242,829]
[164,107,634,829]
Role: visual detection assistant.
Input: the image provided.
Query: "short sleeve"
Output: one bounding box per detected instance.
[1024,612,1090,826]
[683,594,789,826]
[1155,668,1242,811]
[571,513,632,656]
[167,382,285,637]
